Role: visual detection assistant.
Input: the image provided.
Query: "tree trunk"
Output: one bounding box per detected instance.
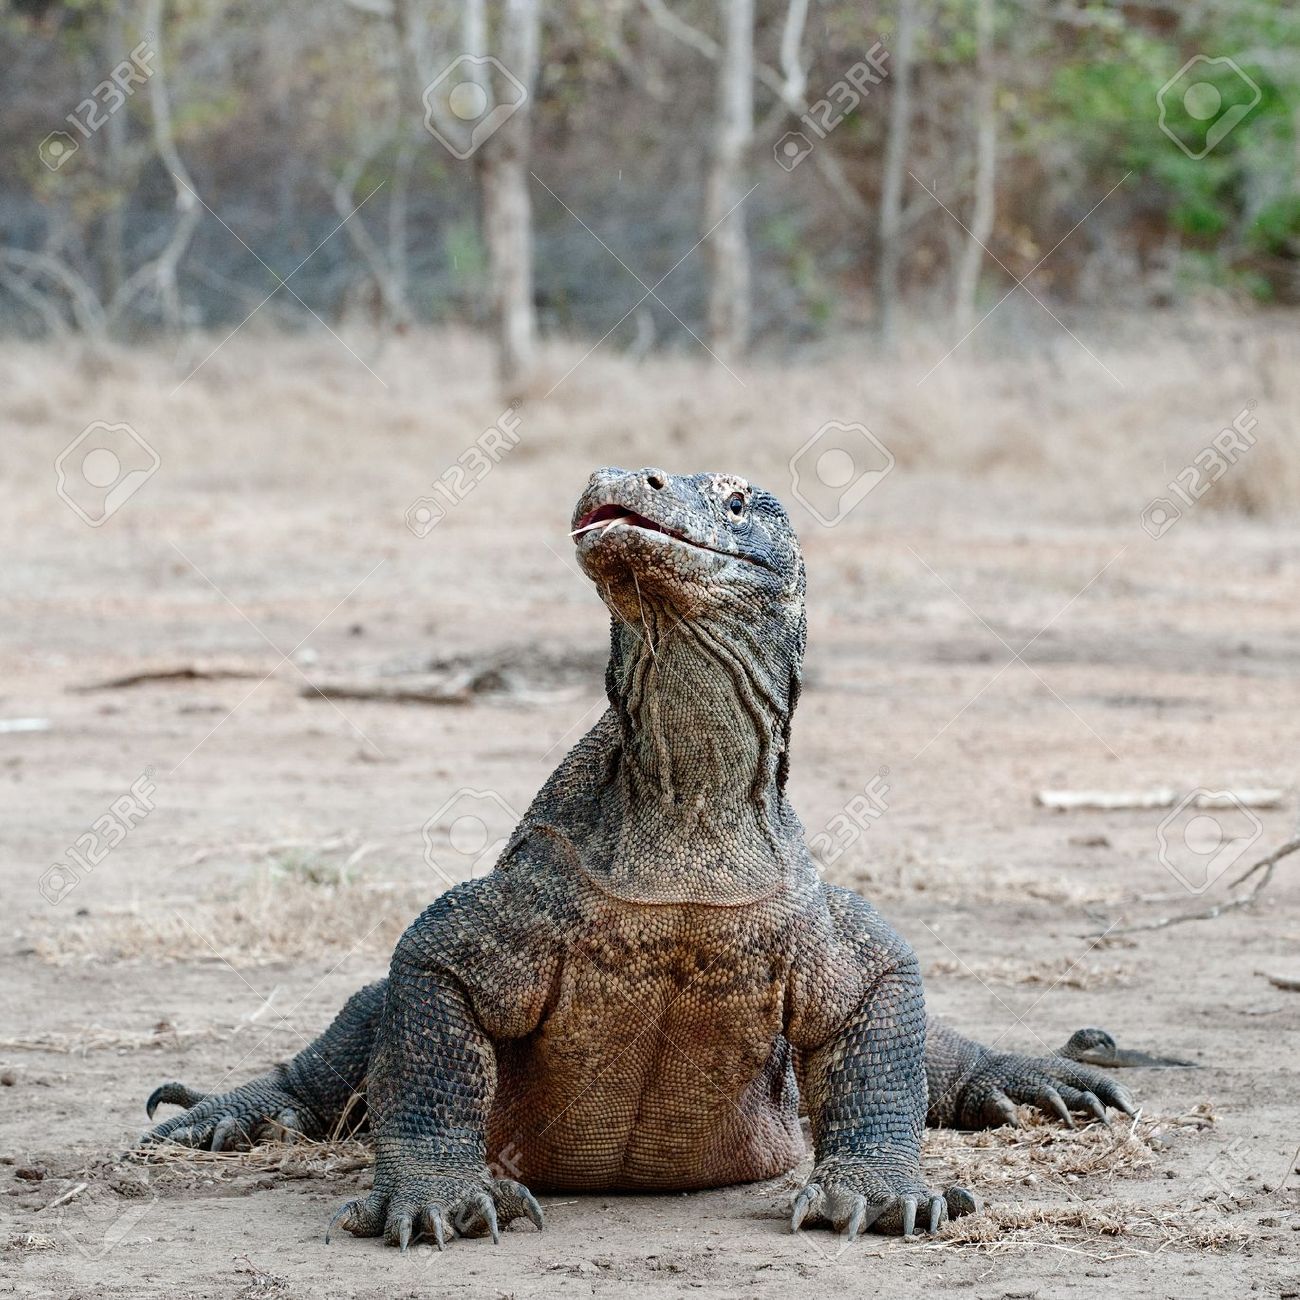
[478,0,539,395]
[99,0,128,303]
[953,0,996,335]
[704,0,753,362]
[144,0,200,333]
[877,0,918,346]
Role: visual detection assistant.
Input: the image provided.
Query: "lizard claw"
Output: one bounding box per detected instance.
[210,1116,252,1153]
[789,1157,976,1239]
[332,1167,542,1249]
[493,1177,544,1232]
[900,1196,917,1237]
[790,1184,819,1232]
[140,1074,318,1151]
[928,1194,944,1233]
[959,1049,1139,1130]
[421,1205,449,1250]
[145,1081,209,1120]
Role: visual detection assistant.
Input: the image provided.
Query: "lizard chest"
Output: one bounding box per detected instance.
[488,901,805,1190]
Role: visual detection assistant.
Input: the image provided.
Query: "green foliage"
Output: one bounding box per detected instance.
[761,214,833,325]
[442,220,488,316]
[1250,195,1300,257]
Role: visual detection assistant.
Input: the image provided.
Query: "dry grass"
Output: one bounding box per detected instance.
[4,1232,59,1254]
[911,1105,1255,1257]
[853,860,1134,910]
[132,1137,373,1189]
[28,850,430,966]
[920,1200,1253,1256]
[926,956,1132,989]
[117,1107,1247,1259]
[1,312,1297,528]
[923,1104,1216,1192]
[0,1022,251,1055]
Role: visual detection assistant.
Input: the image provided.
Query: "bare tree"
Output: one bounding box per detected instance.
[953,0,996,335]
[104,0,200,333]
[877,0,919,345]
[477,0,540,394]
[99,0,130,302]
[141,0,199,330]
[642,0,868,221]
[704,0,753,362]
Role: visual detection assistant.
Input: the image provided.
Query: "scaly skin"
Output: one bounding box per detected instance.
[143,467,1136,1247]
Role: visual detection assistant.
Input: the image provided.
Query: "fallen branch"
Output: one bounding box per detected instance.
[1037,788,1285,812]
[70,665,265,692]
[300,675,477,705]
[1094,834,1300,936]
[43,1182,88,1211]
[1258,971,1300,992]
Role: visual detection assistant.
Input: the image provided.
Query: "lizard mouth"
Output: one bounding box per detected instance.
[571,503,745,565]
[571,503,690,545]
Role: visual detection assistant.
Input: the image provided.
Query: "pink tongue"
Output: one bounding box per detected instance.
[571,511,633,537]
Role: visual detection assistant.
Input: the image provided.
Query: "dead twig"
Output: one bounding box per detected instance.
[1036,788,1285,812]
[44,1182,88,1210]
[71,665,266,692]
[1094,834,1300,936]
[300,675,476,705]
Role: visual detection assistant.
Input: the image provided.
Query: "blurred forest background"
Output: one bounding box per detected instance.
[2,0,1298,393]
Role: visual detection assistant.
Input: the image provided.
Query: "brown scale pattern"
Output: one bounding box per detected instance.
[143,467,1136,1248]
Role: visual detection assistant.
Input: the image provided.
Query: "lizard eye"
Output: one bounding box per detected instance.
[726,492,746,517]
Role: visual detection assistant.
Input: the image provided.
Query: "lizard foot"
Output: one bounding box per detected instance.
[327,1169,544,1250]
[790,1155,978,1238]
[957,1050,1138,1130]
[140,1074,320,1150]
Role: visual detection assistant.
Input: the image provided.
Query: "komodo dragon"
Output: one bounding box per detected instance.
[142,466,1137,1247]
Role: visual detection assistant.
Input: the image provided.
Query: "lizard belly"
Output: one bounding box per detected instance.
[488,915,805,1192]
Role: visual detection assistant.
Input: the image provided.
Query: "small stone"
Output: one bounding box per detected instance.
[14,1167,45,1182]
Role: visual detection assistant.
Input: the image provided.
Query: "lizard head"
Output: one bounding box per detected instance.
[571,466,805,630]
[572,467,807,798]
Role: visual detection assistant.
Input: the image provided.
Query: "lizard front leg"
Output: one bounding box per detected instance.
[329,875,553,1250]
[789,889,977,1237]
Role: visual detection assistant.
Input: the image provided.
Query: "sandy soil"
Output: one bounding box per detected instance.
[2,327,1298,1299]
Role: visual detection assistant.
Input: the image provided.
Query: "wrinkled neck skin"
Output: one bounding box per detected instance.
[596,594,801,905]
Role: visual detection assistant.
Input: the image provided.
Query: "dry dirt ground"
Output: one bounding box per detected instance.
[2,322,1298,1299]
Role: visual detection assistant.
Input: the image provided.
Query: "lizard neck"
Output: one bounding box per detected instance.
[595,612,800,903]
[609,614,791,807]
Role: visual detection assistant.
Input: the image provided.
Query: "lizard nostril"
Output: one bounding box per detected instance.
[645,473,665,490]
